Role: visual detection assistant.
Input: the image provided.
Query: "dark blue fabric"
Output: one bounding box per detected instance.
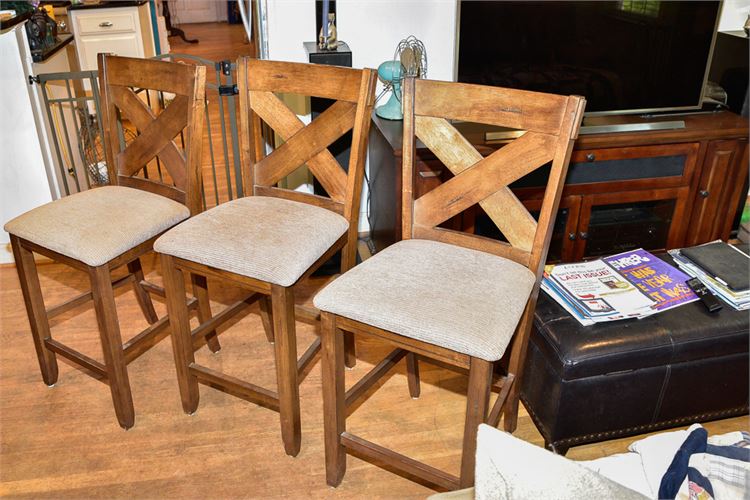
[658,428,708,500]
[706,443,750,462]
[687,467,714,498]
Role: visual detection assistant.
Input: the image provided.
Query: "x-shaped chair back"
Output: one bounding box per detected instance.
[237,58,377,269]
[402,78,585,441]
[99,54,207,215]
[403,77,585,280]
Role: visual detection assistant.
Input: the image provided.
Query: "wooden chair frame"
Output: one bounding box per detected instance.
[161,57,376,456]
[9,54,207,429]
[321,77,585,489]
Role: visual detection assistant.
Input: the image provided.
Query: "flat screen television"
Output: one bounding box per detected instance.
[457,1,721,116]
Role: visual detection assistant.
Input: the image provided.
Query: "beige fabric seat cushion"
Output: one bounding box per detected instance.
[154,196,349,287]
[4,186,189,267]
[313,239,536,362]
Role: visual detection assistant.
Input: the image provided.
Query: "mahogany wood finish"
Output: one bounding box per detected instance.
[369,111,749,260]
[8,55,207,428]
[321,77,585,490]
[160,58,376,456]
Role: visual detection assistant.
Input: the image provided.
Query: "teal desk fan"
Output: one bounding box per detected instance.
[375,36,427,121]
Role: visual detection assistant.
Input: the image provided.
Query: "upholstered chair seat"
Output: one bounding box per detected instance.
[155,196,349,287]
[5,186,190,267]
[314,239,535,361]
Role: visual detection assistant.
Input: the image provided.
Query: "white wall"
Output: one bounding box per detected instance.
[0,27,54,263]
[266,0,315,62]
[338,0,458,82]
[719,0,750,31]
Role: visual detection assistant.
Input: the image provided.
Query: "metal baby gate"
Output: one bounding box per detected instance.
[33,54,244,211]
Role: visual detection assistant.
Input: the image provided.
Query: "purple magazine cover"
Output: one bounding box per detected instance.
[603,249,698,311]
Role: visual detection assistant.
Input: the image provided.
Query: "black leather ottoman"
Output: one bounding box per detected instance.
[520,255,749,455]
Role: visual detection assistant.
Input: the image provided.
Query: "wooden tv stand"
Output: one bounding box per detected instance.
[367,110,748,262]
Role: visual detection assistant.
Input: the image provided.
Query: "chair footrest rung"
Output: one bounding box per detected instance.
[345,348,406,409]
[123,315,171,364]
[190,363,279,411]
[340,432,460,491]
[297,337,321,376]
[139,280,165,298]
[294,304,320,324]
[44,338,108,381]
[487,373,515,428]
[190,293,259,350]
[45,274,135,319]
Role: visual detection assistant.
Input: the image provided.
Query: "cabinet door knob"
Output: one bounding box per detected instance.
[99,21,113,27]
[585,153,596,162]
[568,232,576,240]
[579,231,589,240]
[699,190,709,198]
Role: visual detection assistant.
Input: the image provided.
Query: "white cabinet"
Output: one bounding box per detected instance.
[70,3,155,71]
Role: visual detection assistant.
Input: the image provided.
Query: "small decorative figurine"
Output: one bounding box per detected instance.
[318,12,337,51]
[25,3,58,56]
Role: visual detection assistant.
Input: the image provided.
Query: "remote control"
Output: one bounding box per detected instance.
[686,278,723,313]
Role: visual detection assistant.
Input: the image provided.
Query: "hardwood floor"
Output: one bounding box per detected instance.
[2,22,746,499]
[0,256,747,498]
[170,22,254,63]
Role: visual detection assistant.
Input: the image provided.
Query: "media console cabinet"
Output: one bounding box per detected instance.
[368,111,748,261]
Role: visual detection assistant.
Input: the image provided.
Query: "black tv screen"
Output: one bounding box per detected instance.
[457,1,721,115]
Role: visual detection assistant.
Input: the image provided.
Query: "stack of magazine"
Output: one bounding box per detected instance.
[668,241,750,311]
[541,248,698,326]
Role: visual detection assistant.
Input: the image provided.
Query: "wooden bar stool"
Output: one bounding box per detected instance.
[3,55,208,429]
[314,77,585,489]
[154,58,376,456]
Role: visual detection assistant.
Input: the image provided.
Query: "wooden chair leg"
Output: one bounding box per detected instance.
[321,311,346,486]
[503,301,536,433]
[259,295,274,343]
[459,357,493,488]
[162,254,200,415]
[406,352,421,399]
[271,284,301,457]
[343,332,356,369]
[89,264,135,430]
[340,241,358,369]
[190,273,221,353]
[503,384,521,433]
[10,236,58,386]
[127,258,158,324]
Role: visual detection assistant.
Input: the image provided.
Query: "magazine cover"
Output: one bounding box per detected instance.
[603,249,698,312]
[545,259,655,320]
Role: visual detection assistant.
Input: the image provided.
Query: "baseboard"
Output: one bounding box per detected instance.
[0,242,13,265]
